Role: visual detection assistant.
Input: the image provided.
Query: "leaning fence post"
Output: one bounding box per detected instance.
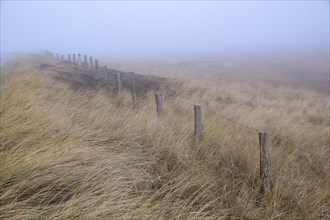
[116,72,122,93]
[259,131,271,195]
[194,105,202,143]
[89,56,94,73]
[131,82,137,108]
[78,53,81,66]
[155,94,163,120]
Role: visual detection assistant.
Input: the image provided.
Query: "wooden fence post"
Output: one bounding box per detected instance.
[116,73,122,93]
[94,59,99,74]
[68,54,71,63]
[155,94,163,120]
[78,53,81,66]
[73,54,76,64]
[84,55,88,68]
[89,56,94,73]
[259,131,271,195]
[61,54,64,61]
[104,66,109,81]
[56,53,59,61]
[194,105,202,143]
[131,82,137,108]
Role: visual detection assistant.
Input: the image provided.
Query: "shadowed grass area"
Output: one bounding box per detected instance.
[0,54,329,219]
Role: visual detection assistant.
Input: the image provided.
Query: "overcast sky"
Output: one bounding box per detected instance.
[1,1,329,59]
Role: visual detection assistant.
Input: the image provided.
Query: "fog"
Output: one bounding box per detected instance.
[1,1,329,60]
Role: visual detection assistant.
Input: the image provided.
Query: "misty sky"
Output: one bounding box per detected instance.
[1,1,329,59]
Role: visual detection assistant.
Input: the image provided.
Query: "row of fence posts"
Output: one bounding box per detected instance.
[43,49,271,196]
[44,50,100,75]
[45,50,125,101]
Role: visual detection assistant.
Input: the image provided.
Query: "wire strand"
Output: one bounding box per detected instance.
[50,52,309,150]
[172,97,305,149]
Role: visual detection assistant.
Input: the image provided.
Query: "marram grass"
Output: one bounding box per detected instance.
[0,55,329,219]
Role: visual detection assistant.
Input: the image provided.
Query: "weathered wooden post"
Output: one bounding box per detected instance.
[155,94,163,120]
[68,54,72,63]
[104,66,109,81]
[61,54,64,61]
[131,82,137,108]
[116,72,122,93]
[194,105,202,143]
[84,55,88,67]
[56,53,59,61]
[89,56,94,73]
[78,53,81,66]
[73,54,76,64]
[259,131,271,195]
[94,59,99,74]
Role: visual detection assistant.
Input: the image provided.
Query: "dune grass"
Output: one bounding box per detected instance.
[0,55,329,219]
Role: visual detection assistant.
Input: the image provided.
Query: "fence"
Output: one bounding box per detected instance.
[44,49,277,196]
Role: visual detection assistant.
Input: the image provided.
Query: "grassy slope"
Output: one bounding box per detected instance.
[0,55,329,219]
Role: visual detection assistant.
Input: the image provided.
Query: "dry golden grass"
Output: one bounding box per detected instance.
[0,54,329,219]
